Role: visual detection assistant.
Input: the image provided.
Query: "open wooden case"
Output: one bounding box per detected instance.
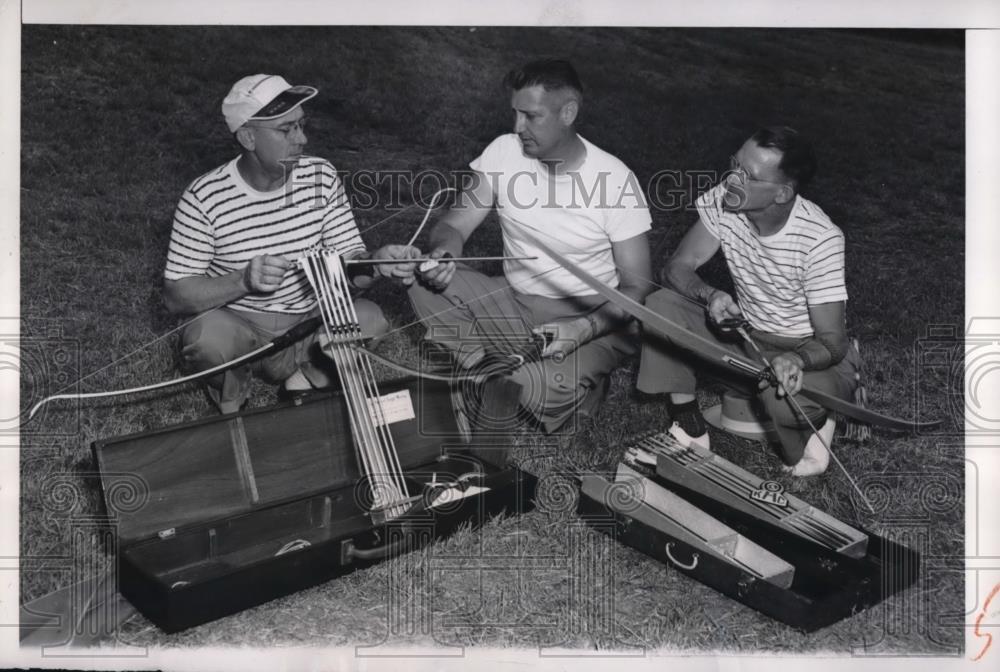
[92,378,536,633]
[577,431,921,632]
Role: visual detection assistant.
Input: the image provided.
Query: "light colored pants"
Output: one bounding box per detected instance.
[408,267,637,433]
[180,301,388,413]
[637,288,859,464]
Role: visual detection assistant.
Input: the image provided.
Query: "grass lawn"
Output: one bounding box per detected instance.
[20,26,964,652]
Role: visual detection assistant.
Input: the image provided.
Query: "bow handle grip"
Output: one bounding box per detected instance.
[716,317,750,333]
[272,316,323,350]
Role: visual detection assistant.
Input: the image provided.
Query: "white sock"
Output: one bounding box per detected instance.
[283,368,312,391]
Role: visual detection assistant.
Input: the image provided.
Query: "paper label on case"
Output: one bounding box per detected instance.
[367,390,416,426]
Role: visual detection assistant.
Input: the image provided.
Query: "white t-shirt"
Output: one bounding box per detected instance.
[470,134,651,298]
[697,183,848,337]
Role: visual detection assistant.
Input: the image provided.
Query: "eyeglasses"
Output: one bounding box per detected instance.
[245,117,309,137]
[728,155,787,186]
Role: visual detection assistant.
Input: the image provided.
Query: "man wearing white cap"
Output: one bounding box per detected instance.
[164,74,418,413]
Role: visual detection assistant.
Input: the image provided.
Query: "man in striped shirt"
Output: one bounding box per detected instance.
[164,74,418,413]
[638,127,859,476]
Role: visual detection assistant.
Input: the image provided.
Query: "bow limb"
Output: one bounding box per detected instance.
[28,316,323,420]
[516,228,942,433]
[27,341,275,420]
[349,345,494,384]
[795,386,941,432]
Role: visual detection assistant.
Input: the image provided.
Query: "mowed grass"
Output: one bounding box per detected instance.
[20,26,964,652]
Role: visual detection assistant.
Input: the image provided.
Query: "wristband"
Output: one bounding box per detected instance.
[584,313,600,340]
[792,336,842,371]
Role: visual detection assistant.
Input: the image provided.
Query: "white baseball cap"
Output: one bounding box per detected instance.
[221,74,318,133]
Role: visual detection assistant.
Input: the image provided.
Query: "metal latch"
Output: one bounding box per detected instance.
[158,528,176,539]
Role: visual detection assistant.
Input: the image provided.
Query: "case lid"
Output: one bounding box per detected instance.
[93,380,458,545]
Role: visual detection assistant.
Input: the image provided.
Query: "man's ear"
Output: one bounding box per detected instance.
[774,183,795,205]
[235,127,255,151]
[559,99,579,126]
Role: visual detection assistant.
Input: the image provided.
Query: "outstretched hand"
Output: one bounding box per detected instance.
[371,244,423,286]
[416,248,457,290]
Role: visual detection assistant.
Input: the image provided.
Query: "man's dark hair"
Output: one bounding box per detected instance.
[750,126,817,191]
[503,59,584,102]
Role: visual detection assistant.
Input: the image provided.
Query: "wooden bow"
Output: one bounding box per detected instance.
[516,228,942,433]
[27,316,323,420]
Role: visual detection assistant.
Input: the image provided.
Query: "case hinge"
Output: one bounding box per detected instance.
[158,528,176,540]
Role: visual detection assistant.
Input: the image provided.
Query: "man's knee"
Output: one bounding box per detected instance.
[759,388,825,429]
[354,299,390,339]
[407,280,435,313]
[511,360,584,415]
[180,311,252,369]
[644,287,683,313]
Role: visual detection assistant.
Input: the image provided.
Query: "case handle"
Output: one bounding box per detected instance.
[340,536,411,565]
[664,542,699,571]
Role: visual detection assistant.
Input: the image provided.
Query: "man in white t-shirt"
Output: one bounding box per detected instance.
[409,59,653,433]
[638,126,859,476]
[164,74,418,413]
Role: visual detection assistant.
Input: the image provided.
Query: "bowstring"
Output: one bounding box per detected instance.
[37,306,223,398]
[33,188,455,401]
[358,187,456,239]
[372,264,566,344]
[37,195,658,404]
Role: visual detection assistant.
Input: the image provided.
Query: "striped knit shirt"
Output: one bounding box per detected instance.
[696,183,847,337]
[165,156,365,314]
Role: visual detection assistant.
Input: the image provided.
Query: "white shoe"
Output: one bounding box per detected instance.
[668,421,711,452]
[789,418,835,477]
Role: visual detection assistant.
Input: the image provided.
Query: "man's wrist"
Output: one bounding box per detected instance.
[240,265,253,294]
[582,313,600,341]
[367,250,384,279]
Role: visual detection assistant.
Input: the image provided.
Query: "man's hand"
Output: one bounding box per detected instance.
[243,254,293,294]
[765,352,806,397]
[707,290,742,325]
[416,248,458,290]
[370,244,422,286]
[532,317,593,361]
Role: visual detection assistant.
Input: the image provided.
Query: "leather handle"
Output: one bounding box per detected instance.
[271,316,322,350]
[664,542,699,571]
[340,536,409,565]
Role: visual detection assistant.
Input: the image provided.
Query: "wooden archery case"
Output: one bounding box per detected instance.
[91,377,536,633]
[576,432,921,632]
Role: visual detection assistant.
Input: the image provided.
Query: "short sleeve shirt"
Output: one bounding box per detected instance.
[696,183,847,336]
[470,134,651,298]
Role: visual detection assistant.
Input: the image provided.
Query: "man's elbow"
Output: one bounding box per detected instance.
[828,334,852,366]
[621,274,655,302]
[163,281,188,315]
[662,255,699,291]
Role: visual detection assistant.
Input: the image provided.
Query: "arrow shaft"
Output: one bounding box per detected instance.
[345,256,536,265]
[738,326,876,513]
